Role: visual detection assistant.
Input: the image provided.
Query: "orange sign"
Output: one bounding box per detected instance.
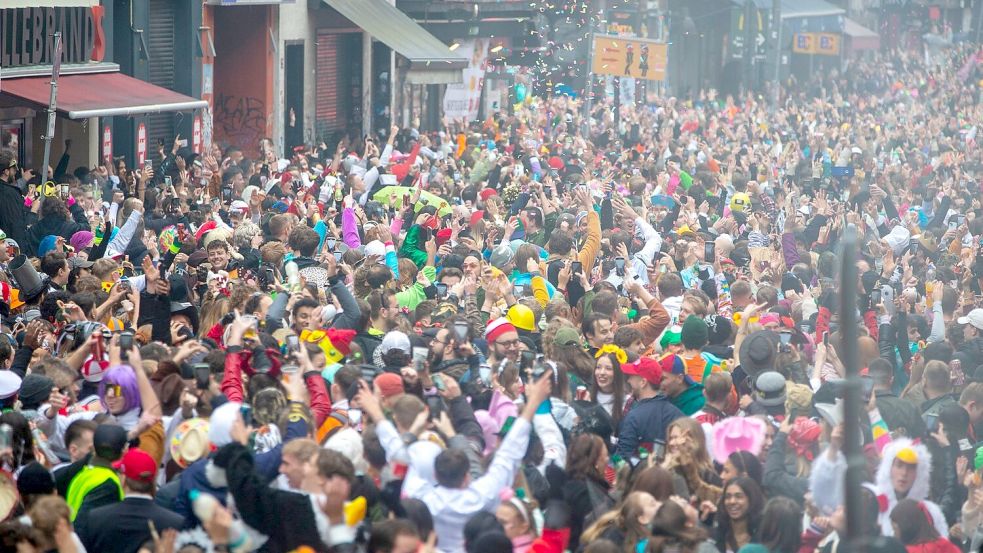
[591,34,667,81]
[793,33,840,56]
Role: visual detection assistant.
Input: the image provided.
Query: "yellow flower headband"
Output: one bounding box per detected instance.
[595,344,627,364]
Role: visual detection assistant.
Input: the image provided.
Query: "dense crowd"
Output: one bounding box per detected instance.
[0,37,981,553]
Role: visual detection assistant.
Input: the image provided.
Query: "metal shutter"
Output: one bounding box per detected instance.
[315,30,340,139]
[147,0,176,148]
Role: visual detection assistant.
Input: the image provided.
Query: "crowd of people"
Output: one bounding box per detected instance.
[0,34,980,553]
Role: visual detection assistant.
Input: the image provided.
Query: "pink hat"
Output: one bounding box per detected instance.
[711,417,767,465]
[70,230,94,251]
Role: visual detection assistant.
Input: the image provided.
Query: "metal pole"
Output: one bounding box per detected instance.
[772,0,782,108]
[42,32,63,180]
[839,223,866,543]
[584,32,596,137]
[743,0,754,95]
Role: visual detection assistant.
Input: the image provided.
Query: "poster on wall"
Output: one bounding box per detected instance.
[442,39,488,123]
[136,123,147,166]
[193,116,202,154]
[101,124,112,162]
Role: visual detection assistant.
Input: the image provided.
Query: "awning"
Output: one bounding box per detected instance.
[322,0,468,71]
[0,72,207,119]
[779,0,844,19]
[843,18,880,51]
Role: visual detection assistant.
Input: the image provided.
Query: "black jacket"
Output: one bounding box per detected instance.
[875,390,927,439]
[23,203,90,256]
[0,179,27,247]
[76,496,183,553]
[214,443,328,553]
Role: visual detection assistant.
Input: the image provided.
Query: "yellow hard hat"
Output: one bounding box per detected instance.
[730,192,751,213]
[507,304,535,332]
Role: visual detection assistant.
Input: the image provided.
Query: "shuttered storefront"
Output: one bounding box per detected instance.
[315,30,361,143]
[147,0,176,148]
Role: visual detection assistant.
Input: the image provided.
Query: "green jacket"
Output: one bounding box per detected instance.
[670,384,706,416]
[395,265,437,311]
[398,225,428,268]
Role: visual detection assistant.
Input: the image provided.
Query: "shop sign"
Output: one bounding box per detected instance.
[101,124,111,161]
[136,123,147,166]
[792,33,840,56]
[0,6,106,68]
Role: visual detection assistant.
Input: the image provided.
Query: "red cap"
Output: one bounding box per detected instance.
[469,210,485,228]
[195,220,218,243]
[622,357,663,386]
[114,448,157,483]
[373,373,405,399]
[479,188,498,202]
[547,156,565,170]
[436,228,453,246]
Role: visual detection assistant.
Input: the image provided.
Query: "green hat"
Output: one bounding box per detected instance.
[681,315,710,350]
[553,326,582,347]
[660,325,682,350]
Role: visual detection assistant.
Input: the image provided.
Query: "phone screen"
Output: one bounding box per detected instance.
[705,242,716,262]
[194,364,211,390]
[571,261,582,275]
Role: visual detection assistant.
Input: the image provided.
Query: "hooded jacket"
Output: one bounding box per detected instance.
[872,438,948,538]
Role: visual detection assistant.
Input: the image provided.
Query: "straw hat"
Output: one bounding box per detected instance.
[170,418,211,468]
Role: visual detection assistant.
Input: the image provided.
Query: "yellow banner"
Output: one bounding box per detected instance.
[793,32,840,56]
[591,34,668,81]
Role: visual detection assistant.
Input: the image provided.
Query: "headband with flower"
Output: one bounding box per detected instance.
[594,344,627,364]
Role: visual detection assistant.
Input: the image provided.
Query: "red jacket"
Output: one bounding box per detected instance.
[905,538,961,553]
[221,351,331,427]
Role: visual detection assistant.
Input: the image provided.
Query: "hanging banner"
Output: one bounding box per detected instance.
[193,115,202,154]
[136,123,147,166]
[591,34,668,81]
[442,39,488,123]
[101,124,112,162]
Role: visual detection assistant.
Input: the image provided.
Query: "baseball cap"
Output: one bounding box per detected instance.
[658,353,694,386]
[379,331,411,355]
[622,357,663,386]
[957,308,983,331]
[113,448,157,483]
[93,424,128,461]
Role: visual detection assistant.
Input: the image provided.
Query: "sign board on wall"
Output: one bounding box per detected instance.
[792,33,841,56]
[442,39,488,123]
[136,123,147,166]
[591,34,667,81]
[193,116,202,154]
[0,6,106,67]
[101,124,111,162]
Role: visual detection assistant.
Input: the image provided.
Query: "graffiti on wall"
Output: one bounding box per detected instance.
[213,93,266,151]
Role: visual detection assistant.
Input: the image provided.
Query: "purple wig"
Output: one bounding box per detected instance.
[99,365,141,413]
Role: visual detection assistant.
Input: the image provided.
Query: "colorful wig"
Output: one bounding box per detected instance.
[99,365,141,413]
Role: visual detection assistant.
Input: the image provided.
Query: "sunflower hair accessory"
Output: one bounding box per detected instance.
[595,344,627,364]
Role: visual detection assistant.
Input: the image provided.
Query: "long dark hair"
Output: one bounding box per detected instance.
[647,500,709,553]
[714,477,764,553]
[566,433,608,484]
[890,499,940,545]
[590,352,627,428]
[755,497,802,553]
[0,412,34,471]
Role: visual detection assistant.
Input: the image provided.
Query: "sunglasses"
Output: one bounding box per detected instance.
[107,385,123,397]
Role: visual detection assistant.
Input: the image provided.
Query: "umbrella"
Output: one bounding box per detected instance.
[372,186,453,217]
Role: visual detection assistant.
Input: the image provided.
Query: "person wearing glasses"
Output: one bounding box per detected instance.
[0,150,28,248]
[485,318,521,367]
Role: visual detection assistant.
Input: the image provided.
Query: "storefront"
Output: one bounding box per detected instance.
[1,2,207,170]
[312,0,467,142]
[202,0,277,157]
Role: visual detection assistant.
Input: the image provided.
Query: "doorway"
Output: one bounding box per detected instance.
[284,43,305,152]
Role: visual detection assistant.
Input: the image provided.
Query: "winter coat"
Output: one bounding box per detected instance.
[0,179,26,247]
[615,395,684,461]
[871,439,949,538]
[23,202,90,256]
[875,390,927,439]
